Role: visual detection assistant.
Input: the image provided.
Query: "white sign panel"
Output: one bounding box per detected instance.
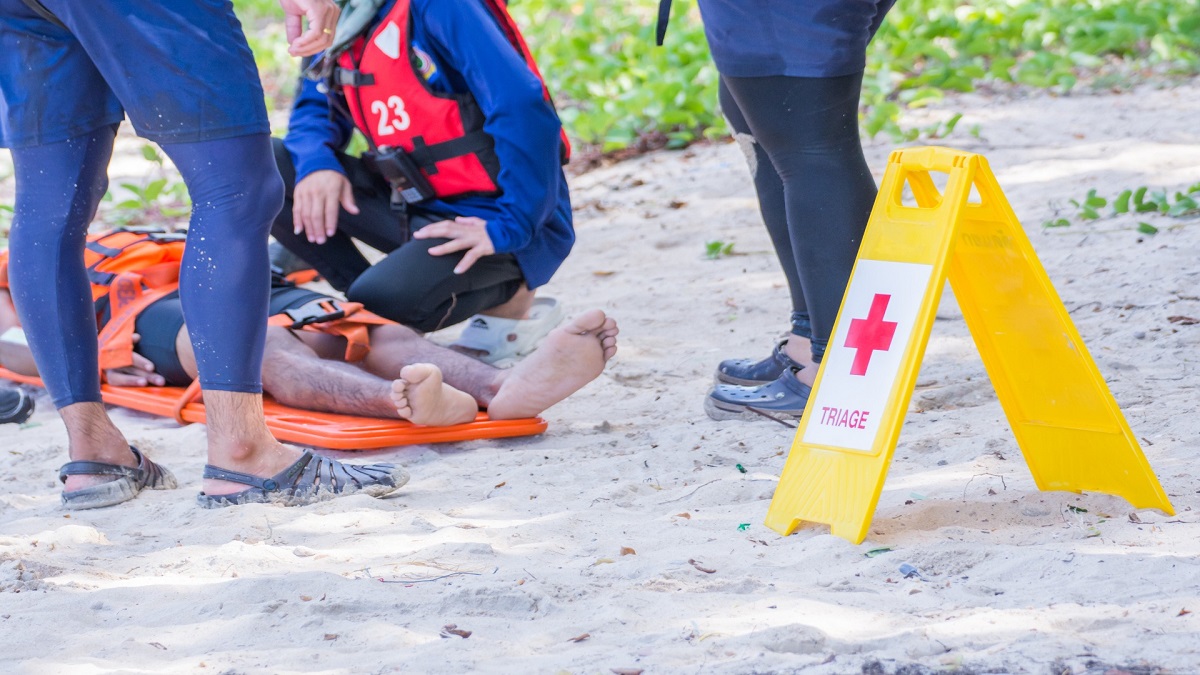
[802,259,934,452]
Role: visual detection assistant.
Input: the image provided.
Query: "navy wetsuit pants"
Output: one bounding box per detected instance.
[0,0,283,407]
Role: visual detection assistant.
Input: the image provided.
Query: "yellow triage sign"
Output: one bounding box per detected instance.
[765,146,1174,544]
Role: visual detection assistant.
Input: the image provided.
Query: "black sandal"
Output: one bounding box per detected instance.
[198,450,409,507]
[59,446,177,510]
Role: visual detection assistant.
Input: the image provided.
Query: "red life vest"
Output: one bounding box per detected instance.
[334,0,569,201]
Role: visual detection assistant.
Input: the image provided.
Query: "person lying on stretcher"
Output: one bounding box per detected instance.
[0,233,618,427]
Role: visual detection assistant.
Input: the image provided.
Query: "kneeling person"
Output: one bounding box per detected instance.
[273,0,575,364]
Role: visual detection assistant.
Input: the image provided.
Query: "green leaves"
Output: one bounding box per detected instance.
[226,0,1200,154]
[105,145,191,227]
[1070,189,1108,220]
[1050,182,1200,232]
[704,240,735,260]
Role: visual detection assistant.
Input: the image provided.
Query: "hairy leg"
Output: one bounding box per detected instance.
[360,324,502,406]
[261,328,398,419]
[258,328,478,425]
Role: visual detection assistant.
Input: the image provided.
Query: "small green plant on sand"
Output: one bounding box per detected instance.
[1044,181,1200,233]
[704,240,736,259]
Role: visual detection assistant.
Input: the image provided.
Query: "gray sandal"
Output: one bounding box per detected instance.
[59,446,178,510]
[198,450,409,508]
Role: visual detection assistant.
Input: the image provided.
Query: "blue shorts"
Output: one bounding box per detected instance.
[0,0,270,148]
[697,0,896,78]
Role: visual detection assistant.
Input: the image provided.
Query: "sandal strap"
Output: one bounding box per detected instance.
[59,447,147,484]
[202,451,314,493]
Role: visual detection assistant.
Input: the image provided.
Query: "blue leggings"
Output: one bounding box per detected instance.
[9,127,283,407]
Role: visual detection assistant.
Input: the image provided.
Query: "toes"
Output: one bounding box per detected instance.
[400,363,437,385]
[565,309,607,335]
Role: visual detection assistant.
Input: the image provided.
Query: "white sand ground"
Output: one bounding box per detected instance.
[1,81,1199,674]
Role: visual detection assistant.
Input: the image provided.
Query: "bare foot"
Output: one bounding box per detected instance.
[488,309,618,419]
[391,363,479,426]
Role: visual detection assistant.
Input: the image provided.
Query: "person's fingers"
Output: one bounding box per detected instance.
[340,179,360,215]
[128,357,165,385]
[304,192,328,243]
[454,247,485,275]
[411,220,456,239]
[131,352,157,373]
[105,370,147,388]
[323,191,340,238]
[427,238,473,257]
[454,216,487,227]
[293,188,309,235]
[285,13,303,47]
[287,11,330,55]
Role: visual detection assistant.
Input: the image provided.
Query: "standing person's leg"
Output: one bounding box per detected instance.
[0,1,175,506]
[723,72,876,372]
[40,0,406,502]
[714,77,816,386]
[8,127,177,503]
[707,73,876,420]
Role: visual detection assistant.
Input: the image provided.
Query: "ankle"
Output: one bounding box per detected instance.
[480,286,535,321]
[59,402,131,462]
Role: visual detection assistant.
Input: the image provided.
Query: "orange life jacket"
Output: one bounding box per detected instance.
[0,229,390,372]
[334,0,570,201]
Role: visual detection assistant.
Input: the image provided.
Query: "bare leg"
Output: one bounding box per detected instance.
[58,404,138,492]
[782,335,819,386]
[360,324,502,406]
[479,284,534,320]
[251,328,478,425]
[488,310,619,419]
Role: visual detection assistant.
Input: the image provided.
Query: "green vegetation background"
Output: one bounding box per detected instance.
[235,0,1200,151]
[3,1,1196,241]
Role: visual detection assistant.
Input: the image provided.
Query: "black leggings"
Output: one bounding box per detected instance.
[719,72,877,362]
[270,139,524,333]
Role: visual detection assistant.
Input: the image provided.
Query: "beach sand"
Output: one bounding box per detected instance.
[1,82,1198,674]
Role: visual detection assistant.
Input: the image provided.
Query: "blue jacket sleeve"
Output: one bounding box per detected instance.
[416,0,563,254]
[282,59,357,183]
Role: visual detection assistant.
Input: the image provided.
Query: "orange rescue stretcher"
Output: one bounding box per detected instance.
[0,367,547,450]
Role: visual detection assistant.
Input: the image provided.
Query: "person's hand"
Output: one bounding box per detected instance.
[412,216,496,274]
[104,335,166,387]
[293,170,359,244]
[279,0,339,57]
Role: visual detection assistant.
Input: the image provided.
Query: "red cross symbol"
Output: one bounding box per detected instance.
[844,293,898,376]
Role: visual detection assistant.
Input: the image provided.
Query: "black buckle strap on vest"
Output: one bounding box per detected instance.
[655,0,672,46]
[407,131,496,176]
[333,67,376,88]
[85,241,125,258]
[361,147,437,207]
[21,0,67,30]
[285,301,346,330]
[87,269,117,287]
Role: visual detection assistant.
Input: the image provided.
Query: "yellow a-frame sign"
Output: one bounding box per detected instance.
[765,146,1174,544]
